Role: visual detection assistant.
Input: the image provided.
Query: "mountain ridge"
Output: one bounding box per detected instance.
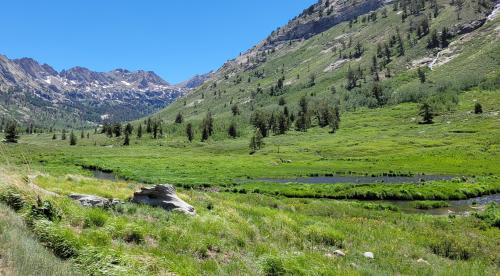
[0,54,187,126]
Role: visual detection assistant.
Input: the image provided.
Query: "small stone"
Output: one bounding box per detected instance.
[333,250,346,257]
[363,252,374,259]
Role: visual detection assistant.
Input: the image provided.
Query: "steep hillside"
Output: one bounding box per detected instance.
[153,0,499,140]
[0,55,186,128]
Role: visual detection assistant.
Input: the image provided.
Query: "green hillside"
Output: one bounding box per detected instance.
[149,0,498,141]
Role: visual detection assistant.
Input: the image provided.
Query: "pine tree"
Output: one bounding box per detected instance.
[123,132,130,146]
[113,123,122,137]
[427,30,439,48]
[152,120,160,139]
[418,67,426,83]
[277,112,289,135]
[329,106,341,133]
[474,103,483,114]
[186,123,194,142]
[346,66,357,90]
[146,118,152,133]
[440,27,450,48]
[228,122,238,138]
[81,130,85,139]
[175,113,184,124]
[137,124,143,139]
[106,126,113,138]
[61,129,67,140]
[231,104,240,116]
[295,96,311,131]
[4,121,19,143]
[52,133,57,140]
[419,103,434,124]
[125,123,133,135]
[249,128,264,154]
[201,126,209,142]
[200,112,214,141]
[372,83,384,106]
[69,131,77,146]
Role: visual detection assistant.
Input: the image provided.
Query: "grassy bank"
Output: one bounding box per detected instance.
[0,203,80,276]
[232,177,500,200]
[0,170,499,275]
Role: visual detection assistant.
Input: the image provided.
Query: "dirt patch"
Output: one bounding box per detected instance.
[0,253,13,276]
[324,59,348,72]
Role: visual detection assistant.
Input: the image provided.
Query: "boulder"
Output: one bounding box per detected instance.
[363,252,374,259]
[69,194,120,208]
[131,185,195,215]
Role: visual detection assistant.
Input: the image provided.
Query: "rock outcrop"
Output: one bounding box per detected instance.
[69,194,121,208]
[131,185,195,215]
[451,19,486,36]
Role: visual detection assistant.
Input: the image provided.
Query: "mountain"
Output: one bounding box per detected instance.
[152,0,499,133]
[0,55,186,127]
[177,72,214,89]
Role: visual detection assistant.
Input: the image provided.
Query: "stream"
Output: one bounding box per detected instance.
[379,193,500,216]
[85,167,497,216]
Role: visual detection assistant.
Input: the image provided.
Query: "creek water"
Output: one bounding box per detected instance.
[380,193,500,215]
[85,167,498,216]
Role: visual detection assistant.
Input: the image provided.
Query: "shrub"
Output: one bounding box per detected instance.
[0,189,25,211]
[32,220,79,259]
[305,224,344,247]
[84,209,108,228]
[429,237,473,260]
[124,228,144,244]
[474,203,499,228]
[261,256,286,276]
[28,198,62,223]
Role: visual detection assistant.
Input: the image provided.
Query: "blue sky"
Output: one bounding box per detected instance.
[1,0,316,83]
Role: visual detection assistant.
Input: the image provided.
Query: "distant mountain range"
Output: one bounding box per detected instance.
[0,55,209,127]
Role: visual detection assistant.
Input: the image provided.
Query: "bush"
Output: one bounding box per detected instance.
[124,227,144,244]
[32,220,79,259]
[0,189,25,211]
[28,198,62,223]
[429,237,473,260]
[305,224,344,247]
[474,203,500,228]
[84,209,108,228]
[261,256,286,276]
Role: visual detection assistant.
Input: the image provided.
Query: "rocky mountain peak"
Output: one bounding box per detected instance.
[13,57,58,79]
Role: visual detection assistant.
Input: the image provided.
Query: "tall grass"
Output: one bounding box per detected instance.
[0,204,80,276]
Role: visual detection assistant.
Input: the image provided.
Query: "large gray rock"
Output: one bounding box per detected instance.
[131,185,195,215]
[69,194,120,208]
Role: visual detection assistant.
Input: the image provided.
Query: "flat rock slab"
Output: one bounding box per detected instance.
[69,194,120,208]
[132,185,195,215]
